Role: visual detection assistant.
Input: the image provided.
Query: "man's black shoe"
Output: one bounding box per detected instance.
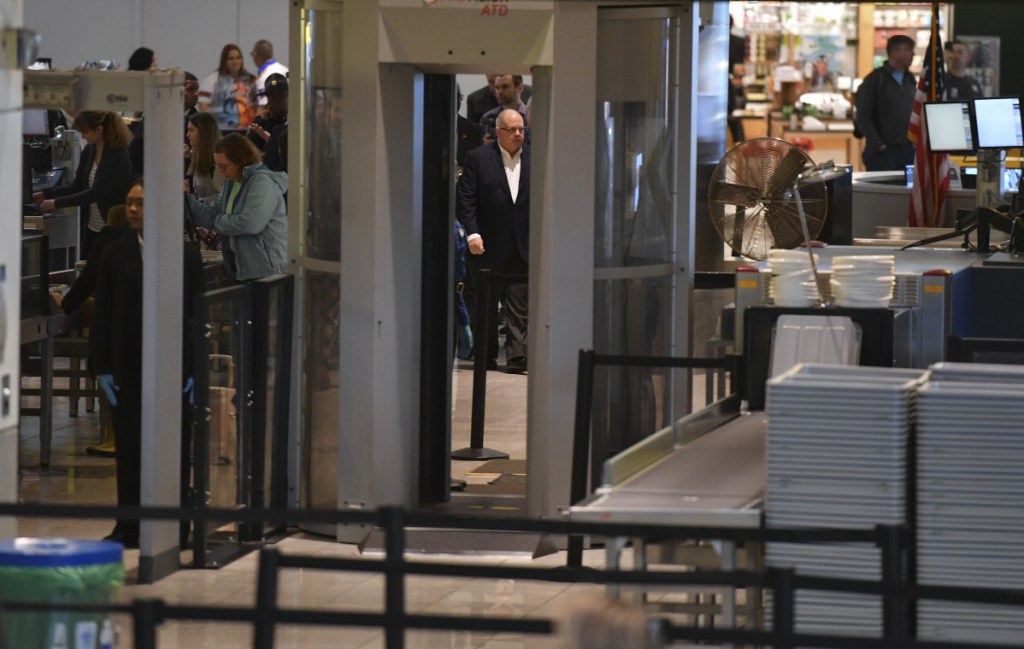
[505,356,527,374]
[487,359,498,370]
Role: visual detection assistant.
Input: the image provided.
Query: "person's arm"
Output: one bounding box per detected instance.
[90,244,120,377]
[186,183,225,227]
[855,71,885,152]
[457,152,484,254]
[197,173,283,236]
[181,243,207,381]
[42,145,92,201]
[263,125,287,172]
[60,248,101,314]
[50,148,132,210]
[197,72,216,112]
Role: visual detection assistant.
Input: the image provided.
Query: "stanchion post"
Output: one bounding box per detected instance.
[567,349,596,567]
[191,306,211,568]
[770,567,796,649]
[253,548,280,649]
[452,268,508,460]
[381,507,407,649]
[131,598,163,649]
[879,524,908,640]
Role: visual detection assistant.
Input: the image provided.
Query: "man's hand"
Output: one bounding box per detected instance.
[250,122,270,142]
[468,237,485,255]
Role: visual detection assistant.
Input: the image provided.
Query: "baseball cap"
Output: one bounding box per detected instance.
[265,73,288,94]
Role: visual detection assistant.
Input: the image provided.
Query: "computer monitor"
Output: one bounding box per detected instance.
[924,100,975,153]
[973,96,1024,149]
[22,110,49,137]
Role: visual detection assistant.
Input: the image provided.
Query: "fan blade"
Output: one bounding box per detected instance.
[763,147,811,200]
[731,206,748,254]
[711,181,762,207]
[762,203,808,249]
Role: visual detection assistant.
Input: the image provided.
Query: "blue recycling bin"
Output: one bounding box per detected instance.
[0,538,124,649]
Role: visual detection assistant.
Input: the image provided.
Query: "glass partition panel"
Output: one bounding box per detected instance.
[592,8,679,474]
[251,276,294,535]
[301,270,340,513]
[305,8,343,262]
[298,5,343,533]
[191,285,250,567]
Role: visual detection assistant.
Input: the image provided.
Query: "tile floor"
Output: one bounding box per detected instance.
[16,361,687,649]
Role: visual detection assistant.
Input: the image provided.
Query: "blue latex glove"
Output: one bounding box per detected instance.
[97,374,119,407]
[183,376,195,405]
[457,323,474,360]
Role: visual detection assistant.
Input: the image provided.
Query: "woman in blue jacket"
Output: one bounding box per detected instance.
[186,133,287,281]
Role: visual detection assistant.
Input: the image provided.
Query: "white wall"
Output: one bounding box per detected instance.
[24,0,289,78]
[0,0,24,542]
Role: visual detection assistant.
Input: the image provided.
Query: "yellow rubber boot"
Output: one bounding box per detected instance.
[86,425,116,457]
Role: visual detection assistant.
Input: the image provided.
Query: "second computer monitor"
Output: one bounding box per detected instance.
[974,96,1024,149]
[924,100,975,153]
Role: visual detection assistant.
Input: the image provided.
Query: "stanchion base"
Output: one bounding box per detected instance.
[451,447,510,461]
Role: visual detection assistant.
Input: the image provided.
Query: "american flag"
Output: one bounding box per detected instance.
[908,3,949,227]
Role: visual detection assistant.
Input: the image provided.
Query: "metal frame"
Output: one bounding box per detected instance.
[190,284,252,569]
[248,276,295,541]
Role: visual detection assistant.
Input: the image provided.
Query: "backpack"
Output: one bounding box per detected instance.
[853,69,884,139]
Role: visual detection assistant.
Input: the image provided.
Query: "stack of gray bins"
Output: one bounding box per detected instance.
[764,364,928,638]
[916,362,1024,645]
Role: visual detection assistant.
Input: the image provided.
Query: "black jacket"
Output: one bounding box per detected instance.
[60,224,134,315]
[855,62,917,152]
[457,141,530,268]
[466,86,499,126]
[43,144,133,231]
[92,234,206,385]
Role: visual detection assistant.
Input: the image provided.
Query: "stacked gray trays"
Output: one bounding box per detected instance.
[765,364,928,639]
[917,362,1024,645]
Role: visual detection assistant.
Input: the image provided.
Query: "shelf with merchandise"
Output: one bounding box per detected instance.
[732,2,860,108]
[864,2,951,73]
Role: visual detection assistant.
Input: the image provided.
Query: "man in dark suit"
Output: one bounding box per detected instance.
[466,75,533,125]
[93,178,205,547]
[457,109,530,374]
[466,75,499,126]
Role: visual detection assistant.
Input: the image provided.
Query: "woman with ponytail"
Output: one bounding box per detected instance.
[34,110,134,258]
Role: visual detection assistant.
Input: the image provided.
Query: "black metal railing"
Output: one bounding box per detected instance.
[3,502,1024,649]
[247,275,294,541]
[188,275,294,567]
[567,348,741,567]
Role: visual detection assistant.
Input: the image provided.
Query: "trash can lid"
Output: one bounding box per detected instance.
[0,538,123,567]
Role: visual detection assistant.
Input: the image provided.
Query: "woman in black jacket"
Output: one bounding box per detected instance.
[34,111,134,259]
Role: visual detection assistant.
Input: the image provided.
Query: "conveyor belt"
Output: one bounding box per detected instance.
[570,412,765,528]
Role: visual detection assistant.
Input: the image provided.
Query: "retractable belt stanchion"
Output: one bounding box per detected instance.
[452,268,509,461]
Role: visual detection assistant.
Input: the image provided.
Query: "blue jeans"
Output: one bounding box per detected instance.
[862,143,915,172]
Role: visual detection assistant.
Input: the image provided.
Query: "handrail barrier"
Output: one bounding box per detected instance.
[568,348,742,567]
[2,503,1024,649]
[188,275,294,567]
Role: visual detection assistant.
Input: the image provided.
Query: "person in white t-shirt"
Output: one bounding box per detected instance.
[251,39,289,114]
